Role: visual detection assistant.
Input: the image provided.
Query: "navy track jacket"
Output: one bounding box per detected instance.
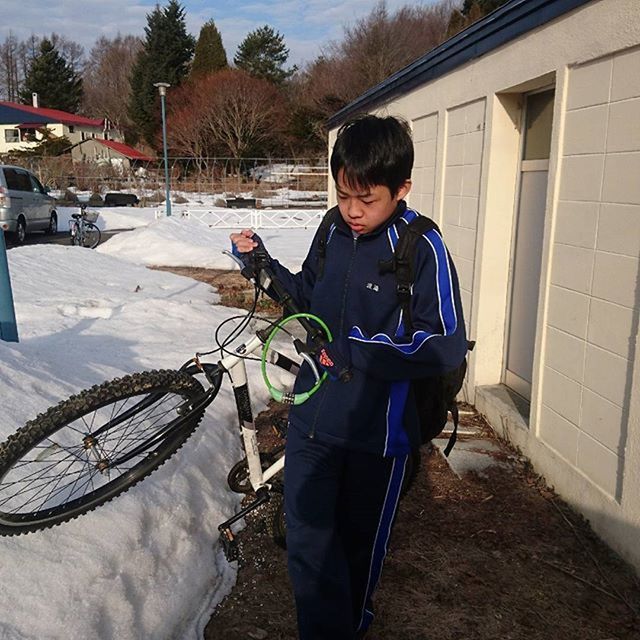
[268,201,467,457]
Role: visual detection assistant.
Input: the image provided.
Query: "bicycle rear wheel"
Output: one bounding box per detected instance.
[82,222,101,249]
[0,369,217,535]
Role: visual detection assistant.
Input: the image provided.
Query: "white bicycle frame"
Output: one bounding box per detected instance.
[218,334,292,492]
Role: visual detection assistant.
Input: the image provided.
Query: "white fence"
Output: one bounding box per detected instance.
[159,207,325,229]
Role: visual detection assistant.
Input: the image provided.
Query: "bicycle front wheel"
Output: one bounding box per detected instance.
[82,222,101,249]
[0,369,213,535]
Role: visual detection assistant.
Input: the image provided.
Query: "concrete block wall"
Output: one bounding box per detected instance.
[409,113,438,218]
[541,45,640,500]
[441,99,486,333]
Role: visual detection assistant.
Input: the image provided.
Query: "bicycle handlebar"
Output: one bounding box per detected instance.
[234,246,353,384]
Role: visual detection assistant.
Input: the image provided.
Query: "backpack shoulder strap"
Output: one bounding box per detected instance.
[316,206,340,279]
[389,214,440,334]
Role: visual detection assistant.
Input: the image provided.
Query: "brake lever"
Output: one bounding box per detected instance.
[223,249,245,270]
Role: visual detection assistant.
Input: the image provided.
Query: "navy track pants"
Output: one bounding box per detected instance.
[284,425,408,639]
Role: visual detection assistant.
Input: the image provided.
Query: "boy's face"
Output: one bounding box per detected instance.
[336,169,411,235]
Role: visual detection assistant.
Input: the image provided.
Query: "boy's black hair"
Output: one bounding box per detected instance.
[330,114,414,196]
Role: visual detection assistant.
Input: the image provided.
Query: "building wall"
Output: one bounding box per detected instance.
[70,139,131,170]
[0,122,119,155]
[327,0,640,571]
[541,47,640,501]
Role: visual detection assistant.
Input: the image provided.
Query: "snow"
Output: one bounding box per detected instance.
[0,222,314,639]
[96,216,315,270]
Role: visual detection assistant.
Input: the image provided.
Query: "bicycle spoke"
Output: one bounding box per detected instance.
[0,449,85,492]
[0,371,206,526]
[99,397,183,456]
[35,456,86,512]
[105,394,176,454]
[4,460,85,513]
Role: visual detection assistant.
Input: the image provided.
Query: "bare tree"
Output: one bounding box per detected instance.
[0,32,21,100]
[165,83,212,168]
[200,70,285,158]
[334,0,455,99]
[49,33,85,73]
[166,69,286,159]
[82,34,142,139]
[291,0,458,149]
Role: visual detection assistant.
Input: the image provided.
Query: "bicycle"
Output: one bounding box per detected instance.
[69,203,101,249]
[0,248,418,559]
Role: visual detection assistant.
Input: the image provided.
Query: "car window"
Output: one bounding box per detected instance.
[28,173,45,194]
[3,168,32,192]
[3,168,21,190]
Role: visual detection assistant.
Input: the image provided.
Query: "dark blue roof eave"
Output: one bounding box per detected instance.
[0,104,57,125]
[327,0,593,129]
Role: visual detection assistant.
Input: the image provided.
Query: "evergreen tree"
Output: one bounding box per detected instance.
[19,39,82,112]
[191,20,227,77]
[128,0,195,146]
[234,25,296,85]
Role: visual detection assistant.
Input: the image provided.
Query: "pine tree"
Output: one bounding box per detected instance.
[234,25,296,85]
[128,0,195,146]
[19,39,82,112]
[191,20,227,78]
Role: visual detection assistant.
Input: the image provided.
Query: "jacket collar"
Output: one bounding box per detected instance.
[333,200,408,239]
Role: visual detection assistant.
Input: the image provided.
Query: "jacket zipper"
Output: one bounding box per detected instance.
[308,235,358,439]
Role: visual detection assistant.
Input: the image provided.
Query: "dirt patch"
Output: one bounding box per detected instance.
[159,267,640,640]
[150,267,280,314]
[203,409,640,640]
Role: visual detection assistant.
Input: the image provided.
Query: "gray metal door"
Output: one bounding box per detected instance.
[504,89,555,401]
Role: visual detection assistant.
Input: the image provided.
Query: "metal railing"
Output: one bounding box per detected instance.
[163,207,324,229]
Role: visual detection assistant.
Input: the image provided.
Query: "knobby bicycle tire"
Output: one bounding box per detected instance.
[0,369,212,535]
[82,222,101,249]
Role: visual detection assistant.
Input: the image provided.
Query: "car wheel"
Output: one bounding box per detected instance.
[14,217,26,245]
[46,212,58,235]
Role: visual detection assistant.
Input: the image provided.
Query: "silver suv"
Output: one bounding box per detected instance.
[0,165,57,244]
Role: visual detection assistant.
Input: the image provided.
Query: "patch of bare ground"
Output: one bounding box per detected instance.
[158,267,640,640]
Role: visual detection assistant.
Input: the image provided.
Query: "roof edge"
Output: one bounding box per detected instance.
[327,0,592,129]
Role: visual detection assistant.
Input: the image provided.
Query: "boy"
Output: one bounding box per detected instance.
[231,115,467,639]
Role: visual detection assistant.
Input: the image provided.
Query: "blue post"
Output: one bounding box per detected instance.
[0,230,19,342]
[160,92,172,217]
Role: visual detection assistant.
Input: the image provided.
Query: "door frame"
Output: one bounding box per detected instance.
[502,86,555,402]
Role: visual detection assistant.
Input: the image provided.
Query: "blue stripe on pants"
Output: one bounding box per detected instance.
[356,454,408,633]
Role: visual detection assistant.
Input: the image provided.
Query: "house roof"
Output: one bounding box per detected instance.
[96,139,154,161]
[71,138,154,162]
[0,101,103,128]
[327,0,593,128]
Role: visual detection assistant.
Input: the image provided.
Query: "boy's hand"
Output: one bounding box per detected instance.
[314,337,352,382]
[230,229,268,267]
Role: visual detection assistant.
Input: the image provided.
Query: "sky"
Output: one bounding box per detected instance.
[0,0,433,68]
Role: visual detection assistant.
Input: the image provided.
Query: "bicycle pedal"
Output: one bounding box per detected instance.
[272,418,288,439]
[219,527,239,562]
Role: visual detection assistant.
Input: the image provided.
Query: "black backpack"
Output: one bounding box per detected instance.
[316,207,475,456]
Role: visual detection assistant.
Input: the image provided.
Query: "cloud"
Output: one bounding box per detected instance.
[0,0,434,65]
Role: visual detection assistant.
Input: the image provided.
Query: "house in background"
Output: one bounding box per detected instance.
[69,138,154,171]
[0,95,123,154]
[328,0,640,572]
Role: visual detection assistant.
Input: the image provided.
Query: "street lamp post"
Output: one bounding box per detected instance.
[154,82,172,217]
